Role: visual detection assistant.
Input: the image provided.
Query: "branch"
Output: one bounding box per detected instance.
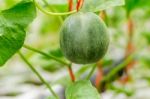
[76,0,84,11]
[23,44,70,66]
[101,54,134,82]
[68,64,76,82]
[86,64,97,80]
[18,51,59,99]
[68,0,73,11]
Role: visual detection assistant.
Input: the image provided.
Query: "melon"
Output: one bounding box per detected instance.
[60,12,109,64]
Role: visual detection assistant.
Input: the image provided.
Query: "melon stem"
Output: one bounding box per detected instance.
[68,64,76,82]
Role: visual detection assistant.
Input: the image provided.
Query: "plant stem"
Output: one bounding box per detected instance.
[42,0,64,24]
[102,54,134,82]
[95,64,103,89]
[119,17,135,84]
[23,45,70,66]
[125,17,134,57]
[33,0,76,16]
[68,0,73,11]
[24,44,76,82]
[86,64,97,80]
[68,64,76,82]
[76,0,84,11]
[125,17,135,70]
[42,0,54,11]
[18,51,59,99]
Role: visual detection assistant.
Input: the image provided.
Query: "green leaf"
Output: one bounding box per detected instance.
[1,0,36,28]
[109,84,134,96]
[125,0,150,14]
[143,32,150,44]
[49,48,64,57]
[0,0,36,66]
[81,0,125,12]
[65,80,101,99]
[0,19,25,66]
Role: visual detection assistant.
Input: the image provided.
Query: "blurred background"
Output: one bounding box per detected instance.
[0,0,150,99]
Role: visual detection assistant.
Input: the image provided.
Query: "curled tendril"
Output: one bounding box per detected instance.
[33,0,77,16]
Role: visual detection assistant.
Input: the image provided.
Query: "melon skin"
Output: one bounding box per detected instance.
[60,12,109,64]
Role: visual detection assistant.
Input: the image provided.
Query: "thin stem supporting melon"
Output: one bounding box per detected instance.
[68,64,76,82]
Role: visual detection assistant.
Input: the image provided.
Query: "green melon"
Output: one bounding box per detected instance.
[60,12,109,64]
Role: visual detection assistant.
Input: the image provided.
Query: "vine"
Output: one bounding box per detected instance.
[76,0,84,11]
[23,45,70,66]
[18,52,59,99]
[33,0,77,16]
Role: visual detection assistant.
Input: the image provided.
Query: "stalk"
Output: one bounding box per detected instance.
[18,52,59,99]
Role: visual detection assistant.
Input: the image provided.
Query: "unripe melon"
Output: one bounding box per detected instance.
[60,12,109,64]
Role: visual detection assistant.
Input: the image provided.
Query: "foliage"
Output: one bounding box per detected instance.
[65,80,101,99]
[0,0,36,66]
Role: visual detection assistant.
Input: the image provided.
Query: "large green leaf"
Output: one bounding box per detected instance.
[125,0,150,14]
[0,0,36,66]
[81,0,125,12]
[65,80,101,99]
[1,0,36,28]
